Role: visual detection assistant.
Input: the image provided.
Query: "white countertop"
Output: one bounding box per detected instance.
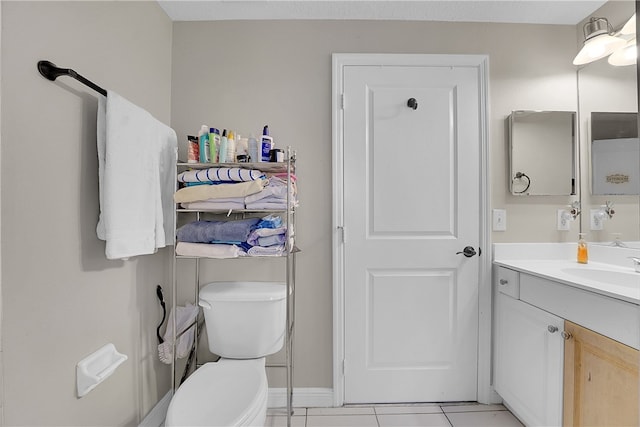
[493,243,640,305]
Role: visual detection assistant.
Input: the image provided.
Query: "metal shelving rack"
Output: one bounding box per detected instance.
[170,148,297,426]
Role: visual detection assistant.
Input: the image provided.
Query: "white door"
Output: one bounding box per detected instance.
[342,62,481,403]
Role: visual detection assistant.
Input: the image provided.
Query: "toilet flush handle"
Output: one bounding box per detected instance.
[198,300,212,310]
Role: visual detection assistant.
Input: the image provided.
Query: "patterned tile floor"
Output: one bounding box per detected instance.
[265,403,524,427]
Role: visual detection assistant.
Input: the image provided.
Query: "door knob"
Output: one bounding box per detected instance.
[456,246,477,258]
[548,325,558,333]
[407,98,418,110]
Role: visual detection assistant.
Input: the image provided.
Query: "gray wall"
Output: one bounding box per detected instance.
[171,20,579,388]
[1,2,173,425]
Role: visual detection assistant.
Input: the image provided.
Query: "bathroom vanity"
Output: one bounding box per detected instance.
[492,243,639,427]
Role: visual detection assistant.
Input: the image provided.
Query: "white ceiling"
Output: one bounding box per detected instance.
[158,0,609,25]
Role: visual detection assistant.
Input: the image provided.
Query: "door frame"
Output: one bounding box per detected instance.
[331,53,495,406]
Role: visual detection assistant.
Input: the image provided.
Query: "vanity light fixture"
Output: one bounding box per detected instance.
[573,17,626,65]
[620,13,636,35]
[608,37,637,66]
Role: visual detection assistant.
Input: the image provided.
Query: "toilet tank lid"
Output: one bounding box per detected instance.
[200,281,286,302]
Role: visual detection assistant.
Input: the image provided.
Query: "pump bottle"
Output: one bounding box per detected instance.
[577,233,588,264]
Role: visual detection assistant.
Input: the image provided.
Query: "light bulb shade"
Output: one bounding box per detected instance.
[608,38,637,66]
[621,13,636,35]
[573,33,626,65]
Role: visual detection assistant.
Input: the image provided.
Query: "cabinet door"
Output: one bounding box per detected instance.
[494,293,564,426]
[563,321,639,427]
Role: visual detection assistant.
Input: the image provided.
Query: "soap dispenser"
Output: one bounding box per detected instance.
[577,233,588,264]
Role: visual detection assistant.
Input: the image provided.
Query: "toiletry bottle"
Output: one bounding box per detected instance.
[577,233,588,264]
[218,129,228,163]
[198,125,211,163]
[209,128,220,163]
[227,130,236,163]
[187,135,199,163]
[260,125,274,162]
[248,134,259,163]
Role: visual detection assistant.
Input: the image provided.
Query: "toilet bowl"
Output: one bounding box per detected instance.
[165,358,268,427]
[164,282,286,427]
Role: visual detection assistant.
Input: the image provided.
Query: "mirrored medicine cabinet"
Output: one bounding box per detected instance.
[508,110,577,196]
[590,112,639,196]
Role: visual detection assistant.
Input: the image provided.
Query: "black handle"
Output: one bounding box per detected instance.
[407,98,418,110]
[456,246,477,258]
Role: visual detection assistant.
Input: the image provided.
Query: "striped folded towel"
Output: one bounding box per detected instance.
[178,167,264,183]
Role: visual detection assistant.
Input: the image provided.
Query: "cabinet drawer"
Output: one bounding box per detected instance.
[495,266,520,299]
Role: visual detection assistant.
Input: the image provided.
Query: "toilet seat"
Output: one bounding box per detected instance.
[165,358,268,427]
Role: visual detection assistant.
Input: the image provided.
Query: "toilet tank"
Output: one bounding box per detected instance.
[199,282,287,359]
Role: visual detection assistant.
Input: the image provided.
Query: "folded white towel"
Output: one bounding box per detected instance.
[175,242,242,258]
[180,201,245,211]
[97,91,177,260]
[247,244,286,257]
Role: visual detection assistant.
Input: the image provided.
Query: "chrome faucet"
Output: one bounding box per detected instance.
[629,257,640,273]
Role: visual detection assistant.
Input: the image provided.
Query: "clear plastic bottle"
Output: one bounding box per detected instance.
[227,130,236,163]
[248,134,259,163]
[577,233,588,264]
[218,129,228,163]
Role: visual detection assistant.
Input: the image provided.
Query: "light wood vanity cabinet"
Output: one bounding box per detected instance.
[563,321,639,427]
[493,265,640,427]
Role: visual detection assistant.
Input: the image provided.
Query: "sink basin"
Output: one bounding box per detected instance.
[561,267,639,288]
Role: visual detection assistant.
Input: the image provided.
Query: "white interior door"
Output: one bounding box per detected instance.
[341,62,481,403]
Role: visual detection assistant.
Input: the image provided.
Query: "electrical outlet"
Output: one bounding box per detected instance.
[590,209,604,230]
[493,209,507,231]
[557,209,570,231]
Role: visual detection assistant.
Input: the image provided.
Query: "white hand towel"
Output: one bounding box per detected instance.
[97,91,177,260]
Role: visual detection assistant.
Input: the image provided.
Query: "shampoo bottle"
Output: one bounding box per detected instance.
[209,128,220,163]
[227,130,236,163]
[219,129,228,163]
[577,233,588,264]
[198,125,211,163]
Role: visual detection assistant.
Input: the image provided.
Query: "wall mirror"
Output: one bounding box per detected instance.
[577,1,639,243]
[590,112,639,195]
[508,110,577,196]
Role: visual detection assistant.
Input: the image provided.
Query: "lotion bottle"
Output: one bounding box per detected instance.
[219,129,228,163]
[198,125,211,163]
[227,130,236,163]
[577,233,588,264]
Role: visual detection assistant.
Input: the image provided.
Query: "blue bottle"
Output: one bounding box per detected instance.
[260,125,274,162]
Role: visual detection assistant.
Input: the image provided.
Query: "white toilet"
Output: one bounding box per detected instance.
[165,281,287,427]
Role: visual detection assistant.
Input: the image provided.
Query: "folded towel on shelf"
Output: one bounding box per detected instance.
[178,167,264,183]
[180,201,245,211]
[158,303,199,364]
[254,234,287,247]
[96,91,178,260]
[256,214,283,229]
[247,244,286,257]
[177,218,260,243]
[174,179,266,204]
[175,242,243,258]
[245,201,290,210]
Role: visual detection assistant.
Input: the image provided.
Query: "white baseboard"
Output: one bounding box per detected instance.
[138,388,334,427]
[268,387,334,408]
[139,391,172,427]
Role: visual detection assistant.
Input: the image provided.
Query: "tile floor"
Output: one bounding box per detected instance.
[265,403,524,427]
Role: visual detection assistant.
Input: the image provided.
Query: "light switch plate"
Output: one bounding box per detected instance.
[493,209,507,231]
